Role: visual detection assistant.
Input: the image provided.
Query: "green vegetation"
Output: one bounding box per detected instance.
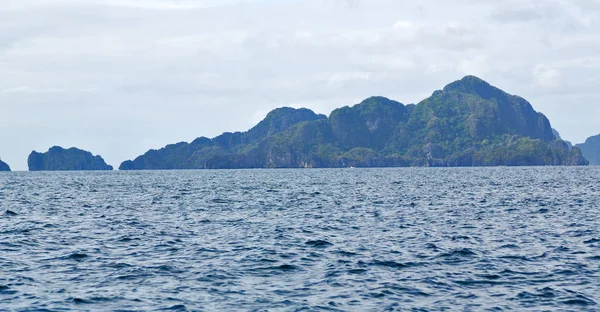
[576,134,600,165]
[120,76,588,170]
[28,146,113,171]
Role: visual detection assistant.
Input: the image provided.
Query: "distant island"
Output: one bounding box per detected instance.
[120,76,588,170]
[0,159,10,172]
[576,134,600,165]
[28,146,113,171]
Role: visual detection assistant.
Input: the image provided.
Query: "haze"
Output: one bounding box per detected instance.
[1,0,599,170]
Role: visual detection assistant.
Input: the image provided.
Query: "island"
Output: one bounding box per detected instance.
[120,76,588,170]
[0,159,10,171]
[576,134,600,165]
[28,146,113,171]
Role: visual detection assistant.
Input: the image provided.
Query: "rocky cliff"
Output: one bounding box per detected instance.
[28,146,113,171]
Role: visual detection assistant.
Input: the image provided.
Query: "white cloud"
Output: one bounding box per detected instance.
[0,0,232,10]
[458,55,489,76]
[533,64,562,88]
[393,20,413,29]
[327,72,372,85]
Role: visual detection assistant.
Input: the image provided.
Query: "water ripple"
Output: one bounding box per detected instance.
[0,167,599,310]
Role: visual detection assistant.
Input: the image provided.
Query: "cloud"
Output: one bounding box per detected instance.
[393,20,413,29]
[532,64,562,88]
[491,3,545,23]
[0,0,231,10]
[489,0,594,30]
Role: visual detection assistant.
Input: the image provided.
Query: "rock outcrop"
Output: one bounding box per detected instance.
[28,146,113,171]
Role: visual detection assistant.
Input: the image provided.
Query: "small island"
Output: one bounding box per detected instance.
[0,159,10,172]
[28,146,113,171]
[576,134,600,165]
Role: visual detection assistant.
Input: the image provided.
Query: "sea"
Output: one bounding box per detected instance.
[0,167,599,311]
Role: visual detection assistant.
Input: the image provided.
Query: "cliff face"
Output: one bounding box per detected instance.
[0,159,10,171]
[576,134,600,165]
[120,76,588,170]
[28,146,113,171]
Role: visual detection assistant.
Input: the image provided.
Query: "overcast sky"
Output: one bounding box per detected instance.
[1,0,599,170]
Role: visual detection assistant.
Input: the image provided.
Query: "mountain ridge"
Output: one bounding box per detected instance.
[120,76,588,169]
[119,107,327,170]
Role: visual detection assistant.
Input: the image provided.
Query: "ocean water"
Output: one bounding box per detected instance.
[0,167,599,311]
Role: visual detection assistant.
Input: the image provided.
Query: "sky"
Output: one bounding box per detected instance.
[1,0,599,170]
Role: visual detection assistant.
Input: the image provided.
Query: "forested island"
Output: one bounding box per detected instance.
[119,76,588,170]
[576,134,600,165]
[28,146,113,171]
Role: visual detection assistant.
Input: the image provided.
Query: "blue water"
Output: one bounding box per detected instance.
[1,167,599,311]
